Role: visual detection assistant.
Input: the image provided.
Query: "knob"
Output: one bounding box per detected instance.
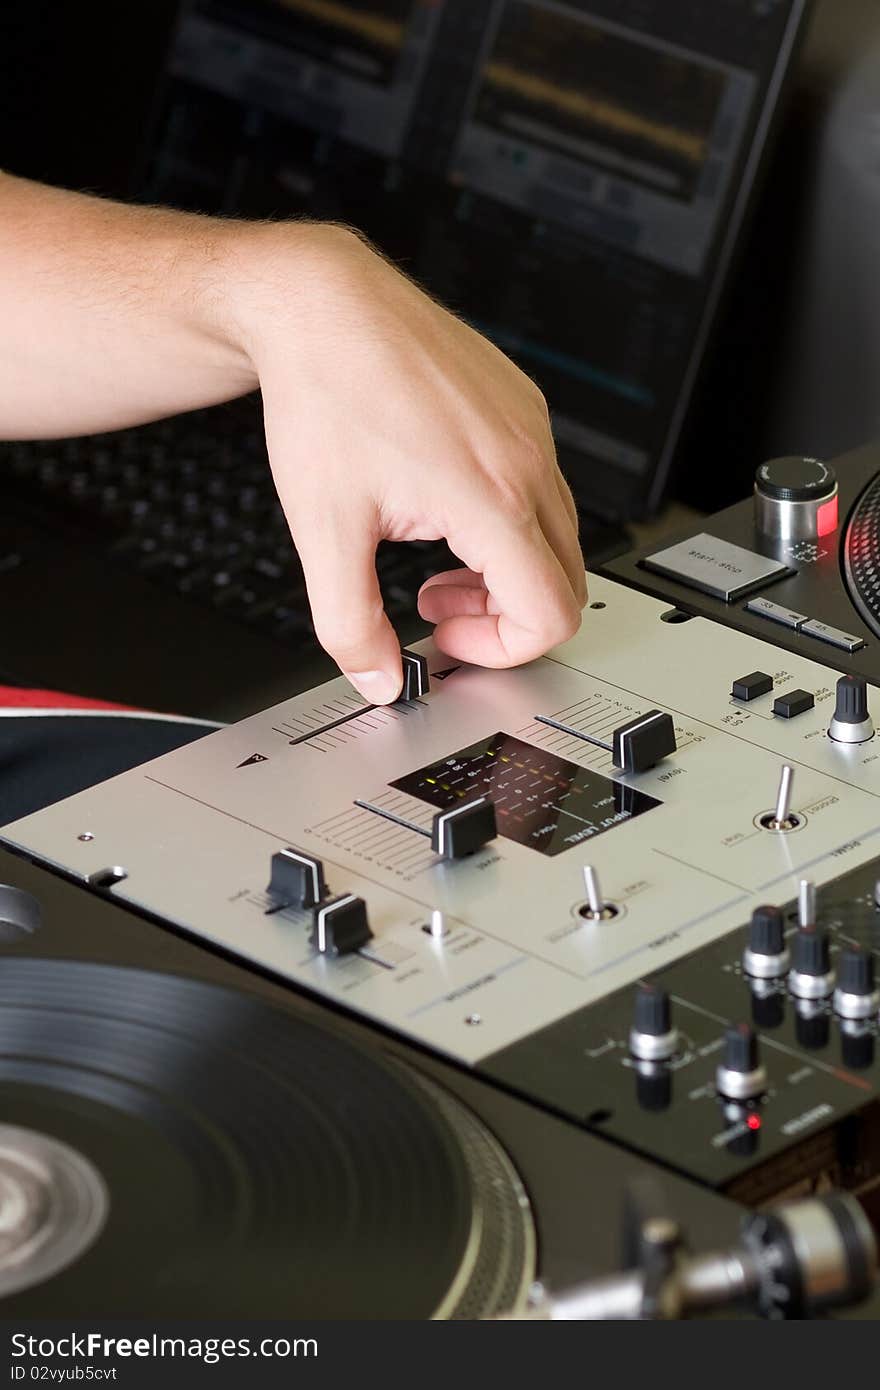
[833,947,880,1020]
[751,985,785,1030]
[430,798,497,859]
[795,1000,830,1050]
[841,1022,875,1071]
[635,1067,672,1112]
[828,675,874,745]
[743,905,789,978]
[629,983,678,1061]
[789,926,835,999]
[310,894,373,956]
[401,650,430,701]
[267,847,326,909]
[716,1023,767,1100]
[754,456,838,541]
[611,710,676,774]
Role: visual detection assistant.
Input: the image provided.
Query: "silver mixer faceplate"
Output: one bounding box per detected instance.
[6,574,880,1065]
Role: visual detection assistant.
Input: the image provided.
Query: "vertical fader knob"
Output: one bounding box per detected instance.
[828,676,874,745]
[789,926,835,999]
[743,905,789,978]
[716,1023,767,1100]
[629,983,678,1061]
[833,948,880,1020]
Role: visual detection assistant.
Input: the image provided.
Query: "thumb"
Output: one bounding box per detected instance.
[293,505,403,705]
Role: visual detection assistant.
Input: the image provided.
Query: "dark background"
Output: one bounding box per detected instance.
[2,0,879,515]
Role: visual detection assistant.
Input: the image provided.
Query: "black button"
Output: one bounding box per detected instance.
[772,689,815,718]
[732,672,773,701]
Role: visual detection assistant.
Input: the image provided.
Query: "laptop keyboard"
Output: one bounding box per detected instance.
[1,399,628,659]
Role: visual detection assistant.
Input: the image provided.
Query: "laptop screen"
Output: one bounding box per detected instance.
[140,0,810,519]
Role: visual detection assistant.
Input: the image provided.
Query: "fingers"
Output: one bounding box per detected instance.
[430,513,582,667]
[292,503,403,704]
[419,570,492,624]
[555,466,579,532]
[539,480,587,607]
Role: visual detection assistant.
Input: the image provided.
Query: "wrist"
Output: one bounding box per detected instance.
[216,219,370,379]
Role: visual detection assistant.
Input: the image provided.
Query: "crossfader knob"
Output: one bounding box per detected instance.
[828,676,874,745]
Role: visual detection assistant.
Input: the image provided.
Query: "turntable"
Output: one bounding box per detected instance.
[10,446,880,1319]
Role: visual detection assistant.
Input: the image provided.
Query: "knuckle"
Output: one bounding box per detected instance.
[486,466,535,527]
[547,597,582,647]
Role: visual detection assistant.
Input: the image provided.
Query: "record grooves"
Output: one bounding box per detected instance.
[844,472,880,637]
[0,960,534,1319]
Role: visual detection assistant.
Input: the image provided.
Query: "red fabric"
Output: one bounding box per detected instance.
[0,685,134,711]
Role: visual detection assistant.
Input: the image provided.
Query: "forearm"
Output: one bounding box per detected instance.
[0,173,584,691]
[0,173,321,439]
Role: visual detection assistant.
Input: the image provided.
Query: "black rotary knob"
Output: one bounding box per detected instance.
[792,926,830,976]
[834,947,879,1020]
[790,926,834,999]
[744,905,788,977]
[724,1023,759,1074]
[754,456,838,541]
[838,947,875,996]
[829,676,874,744]
[836,676,869,723]
[629,983,677,1061]
[716,1023,766,1100]
[634,983,670,1035]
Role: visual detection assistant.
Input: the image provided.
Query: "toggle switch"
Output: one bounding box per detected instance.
[579,865,618,921]
[761,764,799,831]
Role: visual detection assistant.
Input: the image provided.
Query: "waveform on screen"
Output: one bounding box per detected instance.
[273,0,409,51]
[483,61,708,167]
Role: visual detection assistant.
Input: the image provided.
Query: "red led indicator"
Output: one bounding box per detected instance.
[747,1113,762,1132]
[816,496,839,537]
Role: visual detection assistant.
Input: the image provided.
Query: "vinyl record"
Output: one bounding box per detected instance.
[845,472,880,637]
[0,960,534,1318]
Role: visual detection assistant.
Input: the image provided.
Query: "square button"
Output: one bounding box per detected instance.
[732,672,773,702]
[772,689,815,719]
[642,533,792,602]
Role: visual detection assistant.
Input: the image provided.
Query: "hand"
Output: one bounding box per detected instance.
[237,225,586,704]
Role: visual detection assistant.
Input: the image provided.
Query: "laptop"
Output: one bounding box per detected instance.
[0,0,811,720]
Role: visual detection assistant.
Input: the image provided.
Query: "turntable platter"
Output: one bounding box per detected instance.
[0,961,534,1318]
[844,472,880,637]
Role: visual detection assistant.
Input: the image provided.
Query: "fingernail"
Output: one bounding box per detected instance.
[346,670,401,705]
